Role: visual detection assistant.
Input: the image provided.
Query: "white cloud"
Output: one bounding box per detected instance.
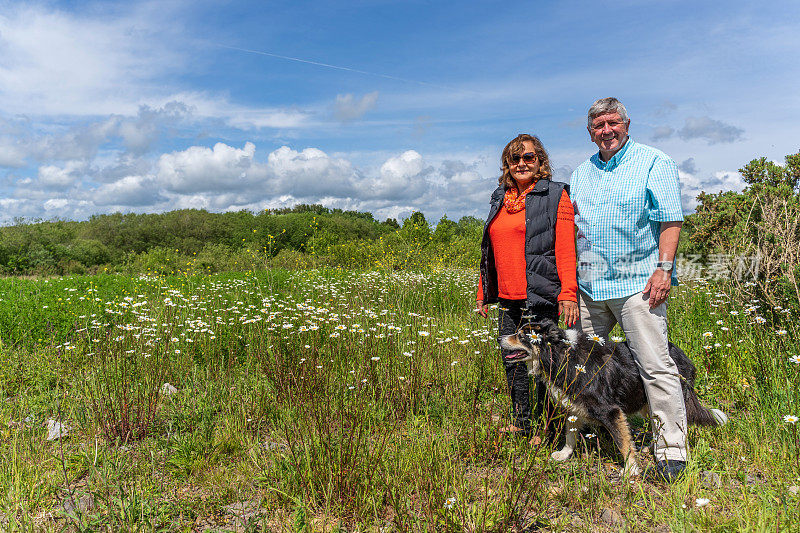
[117,102,193,155]
[333,92,379,122]
[43,198,70,211]
[0,197,26,216]
[0,6,311,131]
[0,102,194,175]
[651,126,674,142]
[36,160,86,189]
[678,158,697,175]
[1,141,499,225]
[0,139,26,167]
[92,175,163,207]
[34,118,120,162]
[372,150,431,200]
[679,117,744,145]
[0,3,181,116]
[679,169,747,212]
[267,146,358,198]
[154,142,360,201]
[167,91,311,130]
[156,142,266,194]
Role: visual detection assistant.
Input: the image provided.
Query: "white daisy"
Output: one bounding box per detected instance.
[586,334,605,346]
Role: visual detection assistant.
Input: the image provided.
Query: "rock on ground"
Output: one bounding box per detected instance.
[600,508,625,527]
[46,420,69,441]
[700,471,722,489]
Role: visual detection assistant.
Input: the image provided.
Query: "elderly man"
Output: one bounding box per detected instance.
[570,97,687,481]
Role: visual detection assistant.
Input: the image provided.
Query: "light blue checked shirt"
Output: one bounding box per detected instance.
[570,138,683,301]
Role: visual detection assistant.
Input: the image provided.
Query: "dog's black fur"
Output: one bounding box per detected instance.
[500,318,727,475]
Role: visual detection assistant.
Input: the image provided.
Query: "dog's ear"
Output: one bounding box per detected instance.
[540,318,562,343]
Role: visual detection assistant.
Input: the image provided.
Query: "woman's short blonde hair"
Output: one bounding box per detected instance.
[499,134,552,189]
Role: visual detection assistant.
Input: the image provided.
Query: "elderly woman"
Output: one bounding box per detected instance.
[477,133,578,438]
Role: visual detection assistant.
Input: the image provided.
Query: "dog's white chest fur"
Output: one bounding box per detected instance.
[545,382,590,420]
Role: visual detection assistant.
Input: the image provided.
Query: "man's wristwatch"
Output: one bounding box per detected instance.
[656,260,674,272]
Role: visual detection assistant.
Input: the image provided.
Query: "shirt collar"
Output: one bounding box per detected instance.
[592,137,634,170]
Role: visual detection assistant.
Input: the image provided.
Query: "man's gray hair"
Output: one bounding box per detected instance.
[587,97,630,128]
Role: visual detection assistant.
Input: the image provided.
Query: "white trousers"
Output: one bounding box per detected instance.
[578,291,688,462]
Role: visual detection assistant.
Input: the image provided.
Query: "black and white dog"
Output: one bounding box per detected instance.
[500,318,727,476]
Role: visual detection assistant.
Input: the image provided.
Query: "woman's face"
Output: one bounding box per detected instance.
[508,140,540,189]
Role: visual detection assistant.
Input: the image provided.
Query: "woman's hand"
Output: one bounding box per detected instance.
[558,300,579,328]
[476,299,489,318]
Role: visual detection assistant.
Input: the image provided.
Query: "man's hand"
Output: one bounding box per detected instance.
[476,299,489,317]
[643,269,672,308]
[558,300,579,327]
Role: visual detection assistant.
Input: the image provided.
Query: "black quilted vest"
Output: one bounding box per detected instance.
[479,179,567,315]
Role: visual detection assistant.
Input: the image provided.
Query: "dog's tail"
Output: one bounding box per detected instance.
[684,385,728,426]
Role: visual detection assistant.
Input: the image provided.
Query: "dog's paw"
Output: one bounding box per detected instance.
[711,408,728,426]
[550,449,573,462]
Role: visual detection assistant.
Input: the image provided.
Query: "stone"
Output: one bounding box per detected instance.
[789,485,799,495]
[222,500,265,532]
[46,420,69,441]
[700,471,722,489]
[263,440,288,452]
[600,508,625,527]
[224,500,260,516]
[161,383,178,395]
[744,473,762,486]
[63,494,95,515]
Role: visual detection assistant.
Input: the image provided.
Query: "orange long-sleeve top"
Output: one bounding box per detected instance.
[477,189,577,303]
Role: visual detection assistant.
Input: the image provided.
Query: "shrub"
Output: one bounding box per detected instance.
[686,151,800,306]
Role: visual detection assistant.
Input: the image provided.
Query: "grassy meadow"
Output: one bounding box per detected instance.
[0,266,799,531]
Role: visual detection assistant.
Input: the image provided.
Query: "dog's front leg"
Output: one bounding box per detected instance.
[550,415,580,462]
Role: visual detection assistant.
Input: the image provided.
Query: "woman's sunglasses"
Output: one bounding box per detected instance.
[508,152,538,165]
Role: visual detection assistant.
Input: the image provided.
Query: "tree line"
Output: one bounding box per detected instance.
[2,152,798,307]
[0,204,483,275]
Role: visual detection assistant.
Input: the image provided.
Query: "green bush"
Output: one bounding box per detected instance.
[686,151,800,306]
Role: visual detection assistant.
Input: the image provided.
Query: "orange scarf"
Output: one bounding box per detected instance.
[503,180,538,213]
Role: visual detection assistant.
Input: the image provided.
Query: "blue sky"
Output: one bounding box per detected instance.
[1,0,799,224]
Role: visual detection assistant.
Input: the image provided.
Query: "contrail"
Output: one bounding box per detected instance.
[217,44,452,90]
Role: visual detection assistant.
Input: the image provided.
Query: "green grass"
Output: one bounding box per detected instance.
[0,268,798,531]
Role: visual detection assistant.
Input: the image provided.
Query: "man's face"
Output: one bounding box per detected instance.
[588,112,629,155]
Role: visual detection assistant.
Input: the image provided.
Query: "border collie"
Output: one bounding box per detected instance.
[500,318,727,476]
